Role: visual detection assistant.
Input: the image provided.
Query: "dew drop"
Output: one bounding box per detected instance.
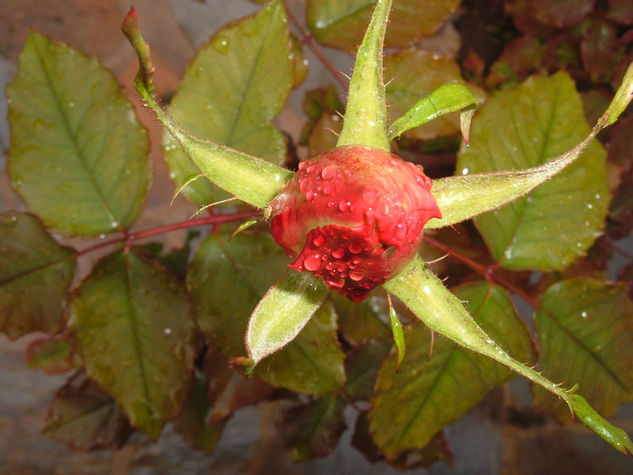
[164,328,172,335]
[461,167,469,175]
[338,201,351,212]
[423,285,431,295]
[312,234,325,247]
[348,243,361,254]
[581,311,588,318]
[332,248,345,259]
[304,254,322,271]
[587,203,593,209]
[350,270,364,281]
[321,165,337,180]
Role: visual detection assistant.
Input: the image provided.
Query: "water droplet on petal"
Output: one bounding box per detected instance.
[350,270,364,281]
[332,248,345,259]
[304,254,322,271]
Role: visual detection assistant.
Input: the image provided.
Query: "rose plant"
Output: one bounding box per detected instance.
[2,0,633,468]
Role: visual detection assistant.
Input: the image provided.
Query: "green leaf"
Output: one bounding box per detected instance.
[69,249,196,439]
[189,232,345,395]
[456,72,609,269]
[174,368,227,455]
[43,372,132,450]
[344,339,392,401]
[385,50,483,140]
[307,0,461,53]
[370,282,534,457]
[7,31,150,235]
[534,279,633,420]
[284,396,347,462]
[336,0,391,151]
[333,292,391,345]
[387,83,480,140]
[260,301,346,395]
[163,0,293,206]
[188,232,289,359]
[602,60,633,127]
[247,269,328,363]
[0,213,75,339]
[384,255,633,455]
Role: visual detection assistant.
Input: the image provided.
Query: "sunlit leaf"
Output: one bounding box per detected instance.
[385,50,484,140]
[0,213,75,339]
[43,372,132,450]
[370,282,534,457]
[457,72,609,270]
[174,368,227,455]
[189,232,345,395]
[69,249,196,439]
[7,32,149,235]
[284,396,347,462]
[163,0,293,205]
[307,0,461,53]
[533,278,633,421]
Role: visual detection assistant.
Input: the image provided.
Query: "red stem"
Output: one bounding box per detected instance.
[285,4,349,90]
[423,235,541,309]
[73,211,260,260]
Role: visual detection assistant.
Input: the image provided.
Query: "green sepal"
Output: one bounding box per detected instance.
[122,7,293,209]
[246,269,329,363]
[427,62,633,230]
[388,299,405,370]
[336,0,392,151]
[383,255,633,454]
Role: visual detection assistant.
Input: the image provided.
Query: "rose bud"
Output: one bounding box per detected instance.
[269,145,442,302]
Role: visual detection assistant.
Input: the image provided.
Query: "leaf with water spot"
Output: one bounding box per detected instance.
[188,232,345,395]
[163,0,293,205]
[307,0,461,53]
[457,72,609,270]
[69,249,196,439]
[370,281,534,458]
[533,278,633,421]
[7,32,150,235]
[0,213,75,339]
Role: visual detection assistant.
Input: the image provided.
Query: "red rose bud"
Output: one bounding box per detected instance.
[269,145,441,302]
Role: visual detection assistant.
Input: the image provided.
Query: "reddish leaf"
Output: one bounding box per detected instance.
[26,334,77,374]
[204,349,273,423]
[580,19,620,83]
[607,167,633,239]
[43,372,132,450]
[607,0,633,25]
[174,368,227,455]
[530,0,595,29]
